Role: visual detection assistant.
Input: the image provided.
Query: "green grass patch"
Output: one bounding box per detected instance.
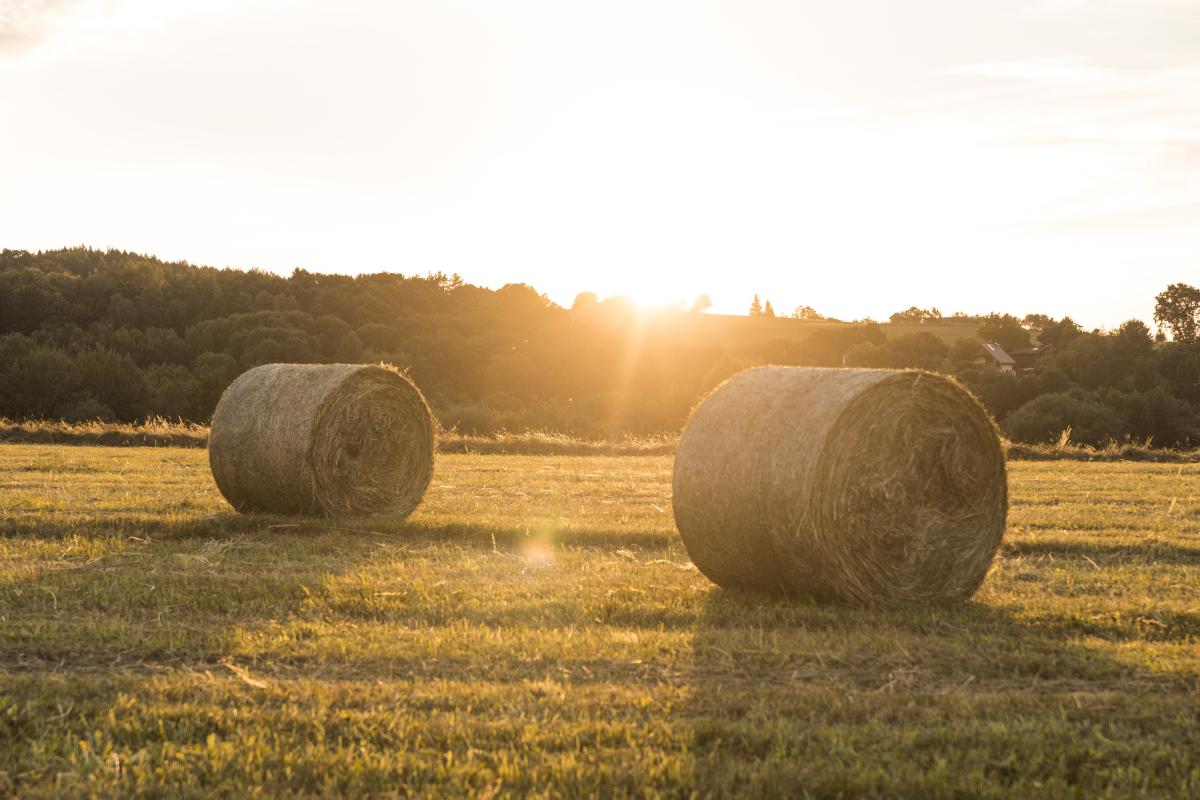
[1,446,1199,797]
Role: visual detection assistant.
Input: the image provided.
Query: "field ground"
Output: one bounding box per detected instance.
[1,446,1199,798]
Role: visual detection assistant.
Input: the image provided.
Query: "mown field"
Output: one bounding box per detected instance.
[1,445,1198,798]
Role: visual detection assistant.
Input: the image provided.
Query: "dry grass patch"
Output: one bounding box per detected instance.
[0,446,1198,797]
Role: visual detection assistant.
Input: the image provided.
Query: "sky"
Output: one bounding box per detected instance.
[1,0,1197,328]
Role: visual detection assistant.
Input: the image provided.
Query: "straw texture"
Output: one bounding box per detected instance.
[209,363,434,517]
[672,366,1007,602]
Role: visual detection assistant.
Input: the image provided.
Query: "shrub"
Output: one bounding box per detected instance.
[1105,387,1200,447]
[56,392,115,423]
[845,332,947,371]
[957,369,1041,422]
[74,346,150,420]
[1004,392,1127,446]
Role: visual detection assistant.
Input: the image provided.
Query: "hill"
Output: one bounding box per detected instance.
[1,247,1198,445]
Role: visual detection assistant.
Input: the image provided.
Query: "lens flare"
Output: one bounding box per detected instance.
[520,526,557,566]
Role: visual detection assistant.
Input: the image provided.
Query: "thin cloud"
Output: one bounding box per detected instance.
[1011,201,1200,233]
[933,54,1200,233]
[948,57,1115,82]
[0,0,115,53]
[943,57,1200,144]
[1025,0,1200,18]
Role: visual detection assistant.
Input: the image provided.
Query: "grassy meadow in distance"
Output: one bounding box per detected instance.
[1,445,1199,797]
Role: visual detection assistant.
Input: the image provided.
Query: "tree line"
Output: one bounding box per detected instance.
[1,248,1198,446]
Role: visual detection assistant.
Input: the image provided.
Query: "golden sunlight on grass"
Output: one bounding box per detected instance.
[1,445,1198,795]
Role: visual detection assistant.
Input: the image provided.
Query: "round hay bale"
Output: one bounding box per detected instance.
[672,367,1007,602]
[208,363,435,517]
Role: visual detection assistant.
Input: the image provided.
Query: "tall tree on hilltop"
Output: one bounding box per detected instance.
[571,292,598,311]
[977,313,1032,353]
[792,305,823,320]
[749,294,762,316]
[1154,283,1200,343]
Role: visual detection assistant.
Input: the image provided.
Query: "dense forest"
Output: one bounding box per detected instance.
[1,248,1198,446]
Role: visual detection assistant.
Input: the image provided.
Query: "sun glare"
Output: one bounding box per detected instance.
[625,288,689,312]
[520,527,557,566]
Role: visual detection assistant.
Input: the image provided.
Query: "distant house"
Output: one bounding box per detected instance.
[1010,346,1047,372]
[975,342,1016,373]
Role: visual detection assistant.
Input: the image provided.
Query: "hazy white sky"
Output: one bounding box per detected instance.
[2,0,1197,327]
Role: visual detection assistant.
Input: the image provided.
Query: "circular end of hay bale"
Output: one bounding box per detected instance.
[672,367,1007,603]
[209,364,435,517]
[306,366,435,517]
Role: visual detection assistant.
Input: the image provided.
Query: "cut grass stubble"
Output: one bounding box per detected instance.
[0,446,1198,797]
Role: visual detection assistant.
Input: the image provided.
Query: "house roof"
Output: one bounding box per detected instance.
[980,342,1016,365]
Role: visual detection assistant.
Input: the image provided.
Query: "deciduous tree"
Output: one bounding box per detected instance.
[1154,283,1200,343]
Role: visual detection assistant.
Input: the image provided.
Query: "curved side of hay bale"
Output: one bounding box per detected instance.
[672,366,1007,602]
[209,363,435,517]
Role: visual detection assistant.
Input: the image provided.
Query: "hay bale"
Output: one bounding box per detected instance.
[672,367,1007,602]
[208,363,435,517]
